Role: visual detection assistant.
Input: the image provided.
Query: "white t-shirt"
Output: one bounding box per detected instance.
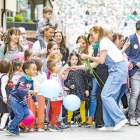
[100,38,123,62]
[32,40,48,62]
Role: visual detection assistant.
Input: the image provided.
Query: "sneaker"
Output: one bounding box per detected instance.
[57,122,65,129]
[29,128,35,132]
[113,118,128,131]
[38,128,45,132]
[81,122,91,128]
[98,126,114,131]
[78,122,82,127]
[0,128,4,132]
[121,107,128,115]
[64,122,71,128]
[4,128,19,136]
[136,118,140,125]
[49,125,64,132]
[129,118,139,126]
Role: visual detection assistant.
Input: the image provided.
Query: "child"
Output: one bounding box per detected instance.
[28,57,47,132]
[36,6,58,49]
[24,48,37,61]
[5,60,38,136]
[0,58,12,131]
[47,59,69,132]
[64,52,90,128]
[12,58,24,85]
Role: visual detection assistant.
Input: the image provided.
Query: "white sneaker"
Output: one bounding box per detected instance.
[136,118,140,125]
[113,118,127,131]
[129,118,139,126]
[38,128,45,132]
[29,128,35,132]
[98,126,114,131]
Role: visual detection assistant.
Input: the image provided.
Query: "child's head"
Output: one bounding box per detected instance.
[24,48,37,61]
[47,59,60,73]
[12,58,24,72]
[31,57,42,75]
[68,52,81,66]
[0,58,12,73]
[43,6,52,20]
[22,60,37,77]
[48,51,62,64]
[46,41,59,58]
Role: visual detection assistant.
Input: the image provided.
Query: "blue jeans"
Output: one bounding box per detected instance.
[101,61,127,127]
[8,96,30,132]
[86,78,98,118]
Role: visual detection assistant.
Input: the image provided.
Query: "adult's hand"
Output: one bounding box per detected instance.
[136,62,140,68]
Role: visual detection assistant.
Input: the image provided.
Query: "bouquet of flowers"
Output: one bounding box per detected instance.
[73,43,104,86]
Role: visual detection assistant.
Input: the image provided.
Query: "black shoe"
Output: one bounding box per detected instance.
[64,122,71,128]
[95,124,104,128]
[81,122,91,128]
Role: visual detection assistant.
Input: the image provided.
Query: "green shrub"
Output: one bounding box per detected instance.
[25,18,30,22]
[7,17,13,22]
[28,20,33,23]
[15,15,23,22]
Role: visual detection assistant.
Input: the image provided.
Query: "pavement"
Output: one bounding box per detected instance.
[1,123,140,140]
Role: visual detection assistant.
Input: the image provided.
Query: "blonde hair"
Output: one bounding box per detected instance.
[48,51,62,61]
[90,26,104,40]
[47,59,58,73]
[43,6,52,14]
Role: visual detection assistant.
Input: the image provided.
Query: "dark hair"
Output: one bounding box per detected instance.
[0,58,12,73]
[54,31,66,54]
[87,33,91,46]
[43,6,52,14]
[47,59,58,73]
[22,60,35,73]
[31,57,42,74]
[12,58,24,72]
[136,20,140,30]
[46,41,57,58]
[24,48,33,61]
[76,35,89,54]
[5,27,22,51]
[112,33,119,43]
[45,23,56,31]
[68,52,81,66]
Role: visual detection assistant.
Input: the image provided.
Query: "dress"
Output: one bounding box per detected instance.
[0,74,12,113]
[64,69,88,101]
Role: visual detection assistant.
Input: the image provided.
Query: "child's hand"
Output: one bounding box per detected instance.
[64,64,70,70]
[85,90,89,97]
[127,61,133,69]
[70,85,75,89]
[55,22,58,27]
[28,90,38,96]
[3,97,7,104]
[35,102,39,111]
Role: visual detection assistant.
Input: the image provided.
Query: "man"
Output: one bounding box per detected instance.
[125,20,140,126]
[18,27,33,50]
[32,23,56,62]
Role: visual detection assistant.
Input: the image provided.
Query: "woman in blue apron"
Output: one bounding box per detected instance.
[80,25,129,131]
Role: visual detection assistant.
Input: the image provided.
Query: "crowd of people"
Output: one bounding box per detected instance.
[0,6,140,136]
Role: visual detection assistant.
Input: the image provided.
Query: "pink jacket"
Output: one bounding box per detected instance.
[12,71,24,85]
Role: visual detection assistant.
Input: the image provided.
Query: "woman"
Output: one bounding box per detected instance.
[80,25,129,131]
[76,35,98,126]
[54,31,69,65]
[0,27,24,61]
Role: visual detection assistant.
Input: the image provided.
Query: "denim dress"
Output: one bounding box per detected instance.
[101,54,128,127]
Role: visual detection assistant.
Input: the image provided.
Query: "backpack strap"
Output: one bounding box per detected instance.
[4,43,8,55]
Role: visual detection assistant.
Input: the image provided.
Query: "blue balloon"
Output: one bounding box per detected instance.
[63,95,81,111]
[39,80,61,98]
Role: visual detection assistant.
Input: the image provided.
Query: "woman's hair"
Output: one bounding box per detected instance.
[24,48,33,61]
[118,34,124,40]
[54,31,66,54]
[46,41,57,58]
[5,27,22,51]
[68,52,81,66]
[48,51,62,61]
[47,59,58,73]
[12,58,24,72]
[31,57,42,75]
[112,33,119,43]
[76,35,89,54]
[0,58,12,73]
[90,26,104,40]
[87,33,91,46]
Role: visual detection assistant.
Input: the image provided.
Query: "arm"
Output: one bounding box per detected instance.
[80,50,107,64]
[38,20,46,33]
[62,68,70,80]
[30,84,38,103]
[64,78,71,89]
[82,71,89,90]
[120,40,131,54]
[88,49,94,57]
[43,59,48,78]
[58,64,69,78]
